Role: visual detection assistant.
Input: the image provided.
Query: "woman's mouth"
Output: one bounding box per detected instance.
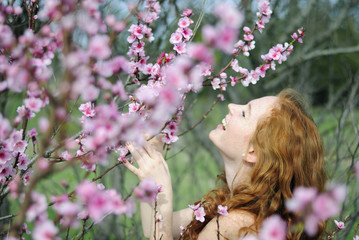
[221,118,227,130]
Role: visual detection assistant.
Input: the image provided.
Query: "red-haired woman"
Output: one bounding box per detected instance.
[124,89,327,239]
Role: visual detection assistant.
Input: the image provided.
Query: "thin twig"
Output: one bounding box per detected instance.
[178,99,219,137]
[153,199,158,240]
[216,213,220,240]
[0,214,17,222]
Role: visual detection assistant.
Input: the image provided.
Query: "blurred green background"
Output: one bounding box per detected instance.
[1,0,359,239]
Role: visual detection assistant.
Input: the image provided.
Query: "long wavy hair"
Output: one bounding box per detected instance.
[183,89,327,239]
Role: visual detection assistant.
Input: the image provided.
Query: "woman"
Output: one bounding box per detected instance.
[124,88,327,239]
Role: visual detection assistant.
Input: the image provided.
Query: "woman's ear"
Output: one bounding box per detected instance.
[244,144,257,163]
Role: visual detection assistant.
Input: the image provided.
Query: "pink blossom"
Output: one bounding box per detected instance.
[286,186,317,212]
[24,97,43,113]
[17,154,30,170]
[334,220,345,229]
[174,42,187,55]
[88,35,111,59]
[243,26,251,34]
[312,193,340,220]
[28,128,38,137]
[181,8,193,17]
[76,181,98,203]
[353,235,359,240]
[181,27,193,41]
[79,102,96,117]
[87,192,111,222]
[39,117,50,133]
[129,102,141,112]
[211,78,220,90]
[0,149,12,164]
[305,214,319,236]
[189,203,201,211]
[26,192,48,221]
[194,206,205,222]
[60,150,73,161]
[178,17,191,28]
[33,220,59,240]
[259,215,287,240]
[213,2,244,29]
[13,140,27,153]
[230,76,239,86]
[217,205,228,216]
[215,26,238,54]
[81,84,100,101]
[202,25,216,45]
[0,25,15,48]
[170,32,183,44]
[244,34,254,41]
[162,131,179,144]
[329,184,347,203]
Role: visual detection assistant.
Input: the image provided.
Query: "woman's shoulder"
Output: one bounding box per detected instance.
[198,210,256,240]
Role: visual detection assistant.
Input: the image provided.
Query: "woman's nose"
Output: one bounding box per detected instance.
[228,103,241,115]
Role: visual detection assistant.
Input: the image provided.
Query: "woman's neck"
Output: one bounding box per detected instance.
[222,154,254,193]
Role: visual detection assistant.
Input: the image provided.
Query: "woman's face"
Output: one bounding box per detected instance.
[209,96,277,161]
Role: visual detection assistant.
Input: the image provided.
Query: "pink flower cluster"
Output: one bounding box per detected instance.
[134,177,161,203]
[76,181,134,222]
[170,9,194,55]
[0,116,34,185]
[286,184,347,236]
[202,2,244,54]
[240,215,287,240]
[189,203,206,222]
[230,31,297,87]
[256,0,272,33]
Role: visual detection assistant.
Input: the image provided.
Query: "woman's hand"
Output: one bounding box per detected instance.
[123,135,170,187]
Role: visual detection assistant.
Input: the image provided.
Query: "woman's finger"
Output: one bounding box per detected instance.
[122,159,141,177]
[126,143,145,164]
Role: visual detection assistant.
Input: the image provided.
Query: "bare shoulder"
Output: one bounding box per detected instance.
[198,210,256,240]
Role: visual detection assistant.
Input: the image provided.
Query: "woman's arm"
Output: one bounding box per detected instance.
[124,141,173,240]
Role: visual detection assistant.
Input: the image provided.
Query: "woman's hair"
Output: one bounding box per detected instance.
[183,88,327,239]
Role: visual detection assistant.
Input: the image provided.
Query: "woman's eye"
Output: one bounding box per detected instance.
[242,111,246,118]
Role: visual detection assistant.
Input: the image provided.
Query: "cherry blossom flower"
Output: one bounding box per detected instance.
[24,97,43,113]
[79,102,96,117]
[211,78,220,90]
[259,215,287,240]
[178,17,191,28]
[354,235,359,240]
[170,32,183,44]
[33,220,60,240]
[134,178,159,203]
[88,35,111,60]
[174,42,187,55]
[194,206,205,222]
[334,220,345,229]
[217,205,228,216]
[286,186,317,212]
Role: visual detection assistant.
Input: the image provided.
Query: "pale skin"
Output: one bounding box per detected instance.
[123,96,278,240]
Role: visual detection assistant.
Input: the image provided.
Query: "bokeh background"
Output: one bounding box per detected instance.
[1,0,358,239]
